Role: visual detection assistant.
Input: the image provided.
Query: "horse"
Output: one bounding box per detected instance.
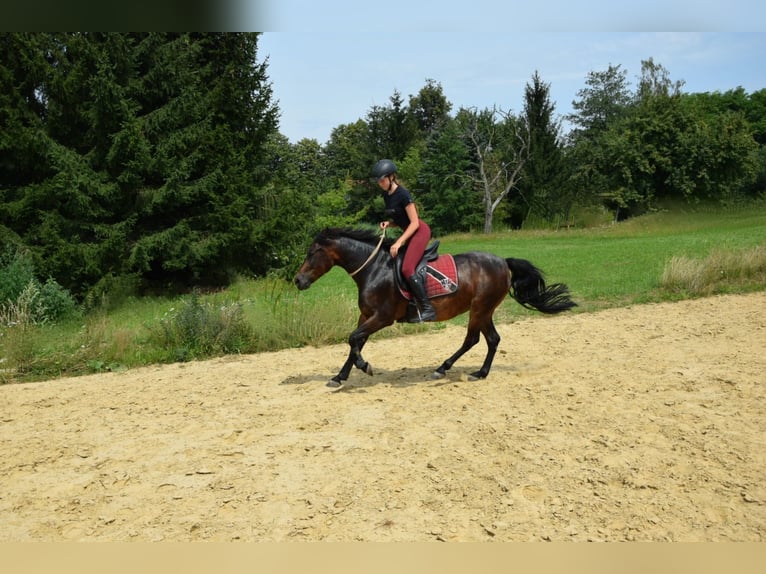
[294,227,577,387]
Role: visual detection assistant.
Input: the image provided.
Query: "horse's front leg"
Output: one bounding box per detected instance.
[329,329,371,388]
[328,313,390,388]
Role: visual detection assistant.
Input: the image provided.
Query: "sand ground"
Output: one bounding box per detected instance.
[1,292,764,541]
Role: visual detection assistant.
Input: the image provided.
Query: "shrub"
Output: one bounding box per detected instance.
[0,249,80,326]
[83,273,141,312]
[37,279,80,322]
[149,290,253,361]
[0,277,79,327]
[0,247,35,303]
[0,281,44,378]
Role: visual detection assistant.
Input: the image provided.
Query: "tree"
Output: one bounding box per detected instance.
[684,87,766,147]
[744,88,766,145]
[0,33,281,298]
[248,133,324,271]
[636,57,685,102]
[408,78,452,139]
[681,88,766,198]
[565,63,635,214]
[323,120,378,225]
[589,60,759,217]
[324,120,373,181]
[514,71,568,226]
[567,63,632,143]
[458,106,528,233]
[366,89,417,161]
[417,117,482,235]
[1,33,136,295]
[124,33,279,287]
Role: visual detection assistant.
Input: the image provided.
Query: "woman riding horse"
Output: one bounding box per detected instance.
[372,159,436,323]
[294,227,577,387]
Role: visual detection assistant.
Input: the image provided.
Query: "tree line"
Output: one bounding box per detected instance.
[1,33,764,304]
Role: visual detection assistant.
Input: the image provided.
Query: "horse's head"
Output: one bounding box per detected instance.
[293,234,338,290]
[294,228,390,290]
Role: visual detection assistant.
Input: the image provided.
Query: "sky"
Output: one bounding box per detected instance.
[246,2,766,145]
[258,31,766,144]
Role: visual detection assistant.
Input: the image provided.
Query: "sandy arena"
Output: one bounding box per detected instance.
[1,292,764,541]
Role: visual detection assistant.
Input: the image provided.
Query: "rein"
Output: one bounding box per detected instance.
[349,229,386,277]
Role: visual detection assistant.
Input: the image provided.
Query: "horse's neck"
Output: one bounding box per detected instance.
[338,238,384,275]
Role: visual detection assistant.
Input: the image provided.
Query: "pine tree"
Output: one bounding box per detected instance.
[0,33,281,297]
[515,71,568,225]
[126,33,280,286]
[1,33,130,294]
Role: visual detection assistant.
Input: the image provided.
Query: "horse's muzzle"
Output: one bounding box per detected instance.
[294,273,312,290]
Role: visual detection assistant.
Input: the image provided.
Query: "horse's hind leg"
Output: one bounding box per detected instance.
[432,326,481,380]
[433,315,500,381]
[469,319,500,380]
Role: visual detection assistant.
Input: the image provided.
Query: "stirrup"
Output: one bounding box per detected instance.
[408,303,436,323]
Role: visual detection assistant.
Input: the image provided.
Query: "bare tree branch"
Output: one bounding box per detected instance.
[462,106,529,233]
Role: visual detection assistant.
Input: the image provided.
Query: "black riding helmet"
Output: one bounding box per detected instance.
[371,159,397,181]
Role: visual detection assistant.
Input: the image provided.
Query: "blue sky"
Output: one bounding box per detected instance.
[258,32,765,144]
[244,2,766,144]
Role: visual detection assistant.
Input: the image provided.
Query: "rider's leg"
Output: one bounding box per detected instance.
[402,222,437,323]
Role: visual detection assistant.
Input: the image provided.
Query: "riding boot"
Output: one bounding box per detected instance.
[407,268,437,323]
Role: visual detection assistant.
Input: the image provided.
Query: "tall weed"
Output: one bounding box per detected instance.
[221,276,359,351]
[0,282,41,377]
[661,244,766,295]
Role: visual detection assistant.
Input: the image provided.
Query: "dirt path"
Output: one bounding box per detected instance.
[1,292,765,541]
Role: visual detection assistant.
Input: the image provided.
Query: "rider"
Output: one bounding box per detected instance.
[371,159,437,323]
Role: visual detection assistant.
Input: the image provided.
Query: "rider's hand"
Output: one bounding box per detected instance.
[380,221,389,231]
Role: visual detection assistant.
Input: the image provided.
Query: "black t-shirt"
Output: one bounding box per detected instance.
[382,185,414,229]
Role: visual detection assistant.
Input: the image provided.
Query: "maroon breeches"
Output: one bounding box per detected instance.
[402,220,432,278]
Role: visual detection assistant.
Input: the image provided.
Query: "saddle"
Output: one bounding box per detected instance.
[394,241,458,301]
[394,241,440,284]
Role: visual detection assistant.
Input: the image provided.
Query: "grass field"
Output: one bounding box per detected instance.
[2,204,765,383]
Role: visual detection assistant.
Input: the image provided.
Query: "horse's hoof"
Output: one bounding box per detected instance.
[326,379,342,388]
[364,363,373,376]
[468,371,486,381]
[431,371,445,380]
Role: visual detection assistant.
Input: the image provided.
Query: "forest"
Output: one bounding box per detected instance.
[1,32,765,313]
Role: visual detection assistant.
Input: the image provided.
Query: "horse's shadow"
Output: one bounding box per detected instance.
[280,364,518,392]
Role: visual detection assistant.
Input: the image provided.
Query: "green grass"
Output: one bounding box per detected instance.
[443,206,766,314]
[2,203,765,383]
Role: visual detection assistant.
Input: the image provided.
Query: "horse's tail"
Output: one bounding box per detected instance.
[506,258,577,314]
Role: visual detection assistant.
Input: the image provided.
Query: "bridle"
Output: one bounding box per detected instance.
[348,228,387,278]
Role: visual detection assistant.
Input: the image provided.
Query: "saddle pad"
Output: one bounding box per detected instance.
[399,254,458,300]
[425,254,459,298]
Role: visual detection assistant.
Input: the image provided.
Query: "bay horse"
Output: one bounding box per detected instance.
[294,227,576,387]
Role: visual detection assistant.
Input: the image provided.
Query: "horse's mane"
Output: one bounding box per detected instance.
[315,227,396,250]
